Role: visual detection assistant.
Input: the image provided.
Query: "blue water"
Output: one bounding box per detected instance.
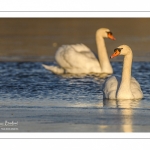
[0,62,149,108]
[0,61,150,132]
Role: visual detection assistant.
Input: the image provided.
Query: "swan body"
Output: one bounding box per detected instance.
[43,28,115,75]
[102,45,143,100]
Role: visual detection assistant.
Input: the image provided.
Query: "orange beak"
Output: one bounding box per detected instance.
[110,50,120,59]
[108,33,116,40]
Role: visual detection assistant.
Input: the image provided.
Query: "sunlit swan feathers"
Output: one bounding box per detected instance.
[102,45,143,100]
[42,28,116,75]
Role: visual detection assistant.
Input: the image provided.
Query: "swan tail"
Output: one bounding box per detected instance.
[42,64,64,74]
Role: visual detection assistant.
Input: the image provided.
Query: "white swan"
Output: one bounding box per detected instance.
[102,45,143,100]
[42,28,116,74]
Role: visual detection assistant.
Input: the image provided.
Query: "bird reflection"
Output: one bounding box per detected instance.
[103,99,141,108]
[103,99,141,132]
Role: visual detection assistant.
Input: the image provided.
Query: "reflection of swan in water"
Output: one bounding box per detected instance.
[103,99,141,108]
[42,28,115,75]
[103,99,141,132]
[103,45,143,100]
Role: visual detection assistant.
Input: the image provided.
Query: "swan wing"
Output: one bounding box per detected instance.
[64,44,97,61]
[131,77,143,99]
[102,76,120,99]
[68,44,91,52]
[55,44,101,73]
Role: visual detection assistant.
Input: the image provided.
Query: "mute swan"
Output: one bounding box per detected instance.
[102,45,143,100]
[42,28,116,74]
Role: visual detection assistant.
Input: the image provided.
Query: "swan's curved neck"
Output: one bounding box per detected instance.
[96,35,113,74]
[117,51,133,99]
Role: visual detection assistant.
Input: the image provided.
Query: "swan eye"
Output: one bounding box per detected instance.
[114,48,122,52]
[107,31,113,35]
[114,48,119,52]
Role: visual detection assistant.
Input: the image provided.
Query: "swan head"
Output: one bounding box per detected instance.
[96,28,116,40]
[110,45,132,59]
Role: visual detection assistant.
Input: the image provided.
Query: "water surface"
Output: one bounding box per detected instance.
[0,61,149,132]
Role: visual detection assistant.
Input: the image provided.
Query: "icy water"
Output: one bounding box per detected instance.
[0,61,150,132]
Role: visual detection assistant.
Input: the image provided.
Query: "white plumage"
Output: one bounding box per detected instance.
[42,28,115,75]
[102,45,143,100]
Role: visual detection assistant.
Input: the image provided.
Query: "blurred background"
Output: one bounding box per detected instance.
[0,18,150,62]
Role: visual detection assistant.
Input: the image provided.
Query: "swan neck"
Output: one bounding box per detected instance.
[96,35,113,74]
[117,51,133,99]
[121,52,132,85]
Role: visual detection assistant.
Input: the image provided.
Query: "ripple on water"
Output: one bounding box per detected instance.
[0,62,149,109]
